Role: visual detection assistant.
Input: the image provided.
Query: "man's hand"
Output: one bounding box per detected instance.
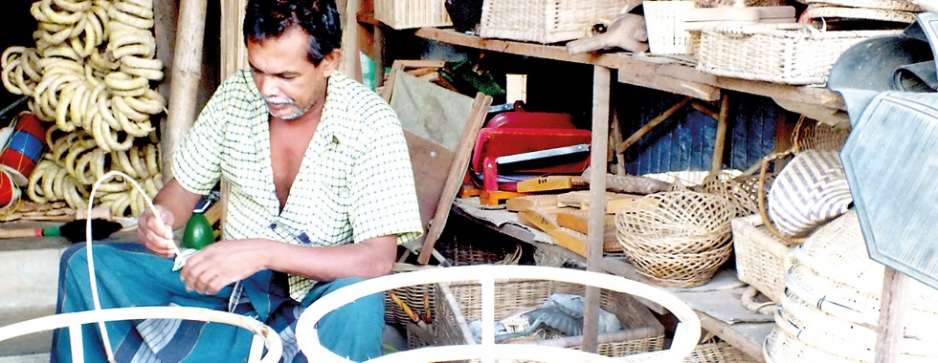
[180,239,270,295]
[138,205,176,258]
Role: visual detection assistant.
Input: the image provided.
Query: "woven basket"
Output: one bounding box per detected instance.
[731,214,796,304]
[434,278,666,358]
[644,1,697,55]
[806,0,922,12]
[696,23,902,85]
[802,5,918,23]
[698,173,760,218]
[763,326,861,363]
[478,0,630,43]
[696,0,783,7]
[776,287,938,361]
[385,242,522,326]
[616,192,735,288]
[685,341,759,363]
[374,0,452,29]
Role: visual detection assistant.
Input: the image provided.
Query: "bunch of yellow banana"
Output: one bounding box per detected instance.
[28,126,161,216]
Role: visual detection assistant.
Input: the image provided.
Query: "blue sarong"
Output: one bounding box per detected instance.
[51,242,384,363]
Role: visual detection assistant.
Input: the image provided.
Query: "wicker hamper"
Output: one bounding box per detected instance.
[696,23,901,85]
[374,0,452,29]
[731,214,796,304]
[478,0,630,43]
[434,278,666,359]
[385,241,522,326]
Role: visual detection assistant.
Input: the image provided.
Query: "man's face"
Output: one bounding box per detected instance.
[247,26,337,121]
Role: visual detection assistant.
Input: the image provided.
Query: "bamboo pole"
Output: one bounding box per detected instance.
[583,65,611,354]
[163,0,208,183]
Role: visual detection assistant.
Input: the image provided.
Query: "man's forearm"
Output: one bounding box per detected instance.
[152,178,203,230]
[260,235,398,281]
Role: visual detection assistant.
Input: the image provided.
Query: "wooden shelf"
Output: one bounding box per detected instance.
[414,27,844,109]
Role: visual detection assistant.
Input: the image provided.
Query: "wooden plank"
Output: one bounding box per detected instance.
[404,131,455,231]
[583,65,611,354]
[698,313,768,363]
[415,27,844,110]
[516,176,586,193]
[875,268,910,363]
[418,93,492,264]
[618,68,720,101]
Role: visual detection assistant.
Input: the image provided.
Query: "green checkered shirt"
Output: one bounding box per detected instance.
[172,70,423,301]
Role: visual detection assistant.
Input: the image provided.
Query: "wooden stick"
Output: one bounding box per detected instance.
[615,97,693,154]
[417,93,493,265]
[875,267,910,363]
[219,0,249,236]
[611,108,625,176]
[690,100,720,120]
[583,65,611,354]
[711,94,730,174]
[163,0,208,183]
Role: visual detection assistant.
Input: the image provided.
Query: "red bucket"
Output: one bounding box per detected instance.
[0,113,47,186]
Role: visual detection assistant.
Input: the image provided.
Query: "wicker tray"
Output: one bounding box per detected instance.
[434,278,665,358]
[478,0,630,43]
[696,23,901,85]
[731,214,796,304]
[806,0,921,12]
[375,0,452,30]
[802,5,918,23]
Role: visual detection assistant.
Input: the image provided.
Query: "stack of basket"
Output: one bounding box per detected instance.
[764,210,938,363]
[615,191,736,288]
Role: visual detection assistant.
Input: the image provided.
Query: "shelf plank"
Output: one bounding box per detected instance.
[414,27,844,109]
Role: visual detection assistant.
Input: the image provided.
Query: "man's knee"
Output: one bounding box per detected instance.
[325,277,384,308]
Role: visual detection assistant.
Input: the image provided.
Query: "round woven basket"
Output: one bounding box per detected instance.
[616,191,735,287]
[763,326,862,363]
[697,173,760,218]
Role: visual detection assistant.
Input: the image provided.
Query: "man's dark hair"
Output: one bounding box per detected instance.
[243,0,342,66]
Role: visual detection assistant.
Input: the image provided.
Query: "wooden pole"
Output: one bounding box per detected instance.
[374,25,386,88]
[338,0,363,82]
[417,93,492,265]
[163,0,208,183]
[711,94,730,174]
[219,0,250,234]
[582,65,611,353]
[875,267,910,363]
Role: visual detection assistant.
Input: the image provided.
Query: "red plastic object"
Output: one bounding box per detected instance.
[470,128,591,175]
[485,111,576,129]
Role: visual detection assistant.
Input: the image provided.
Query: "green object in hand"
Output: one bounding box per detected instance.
[182,213,215,250]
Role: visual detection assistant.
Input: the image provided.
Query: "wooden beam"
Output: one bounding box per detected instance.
[582,65,611,354]
[875,268,910,363]
[618,68,719,101]
[153,0,178,105]
[163,0,208,184]
[415,27,844,110]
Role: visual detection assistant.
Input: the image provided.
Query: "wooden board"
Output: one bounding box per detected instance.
[405,131,455,230]
[414,27,844,110]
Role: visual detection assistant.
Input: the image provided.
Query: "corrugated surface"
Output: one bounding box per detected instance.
[616,90,778,175]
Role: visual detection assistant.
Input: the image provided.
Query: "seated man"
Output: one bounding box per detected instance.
[52,0,422,361]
